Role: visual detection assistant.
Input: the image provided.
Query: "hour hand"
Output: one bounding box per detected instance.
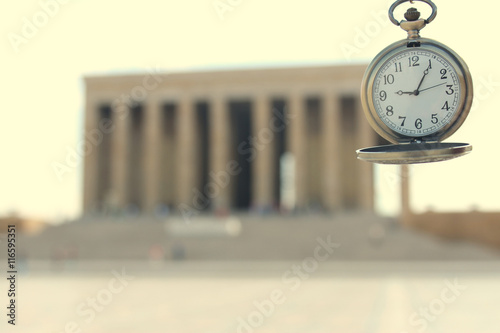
[396,90,415,95]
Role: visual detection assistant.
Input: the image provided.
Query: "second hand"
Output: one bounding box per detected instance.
[419,82,447,93]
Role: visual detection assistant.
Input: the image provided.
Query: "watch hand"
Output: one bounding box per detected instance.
[395,90,415,95]
[414,62,432,95]
[419,82,447,93]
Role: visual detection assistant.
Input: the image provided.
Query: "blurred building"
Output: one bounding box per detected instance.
[83,65,383,216]
[0,215,46,235]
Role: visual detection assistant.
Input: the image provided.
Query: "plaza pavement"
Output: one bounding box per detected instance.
[1,260,500,333]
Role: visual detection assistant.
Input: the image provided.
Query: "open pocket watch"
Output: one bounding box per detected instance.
[357,0,473,164]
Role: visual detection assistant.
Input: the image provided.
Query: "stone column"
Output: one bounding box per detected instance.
[143,99,161,214]
[176,97,197,207]
[252,95,274,210]
[162,106,177,207]
[287,93,307,210]
[82,96,99,214]
[321,93,342,211]
[110,101,131,211]
[210,95,231,212]
[356,96,374,211]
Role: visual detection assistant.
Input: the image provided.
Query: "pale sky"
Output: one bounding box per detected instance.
[1,0,499,221]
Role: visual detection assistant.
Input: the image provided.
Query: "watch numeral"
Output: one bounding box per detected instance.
[445,85,454,95]
[431,113,438,124]
[428,59,432,69]
[386,105,394,116]
[399,116,406,126]
[383,74,394,85]
[408,56,420,67]
[380,90,387,101]
[395,62,402,72]
[442,101,450,111]
[415,118,423,129]
[440,69,447,79]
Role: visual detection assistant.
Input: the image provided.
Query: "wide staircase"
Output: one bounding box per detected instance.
[8,212,500,261]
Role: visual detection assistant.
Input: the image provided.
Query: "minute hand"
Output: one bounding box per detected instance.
[419,82,447,93]
[414,63,432,94]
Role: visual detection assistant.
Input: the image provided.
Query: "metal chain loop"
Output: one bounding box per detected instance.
[388,0,437,26]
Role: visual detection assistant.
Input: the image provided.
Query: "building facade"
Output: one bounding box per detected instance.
[83,64,381,215]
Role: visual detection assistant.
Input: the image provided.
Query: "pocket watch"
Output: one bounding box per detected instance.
[357,0,473,164]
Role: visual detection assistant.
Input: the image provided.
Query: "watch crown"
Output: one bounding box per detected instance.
[404,8,421,21]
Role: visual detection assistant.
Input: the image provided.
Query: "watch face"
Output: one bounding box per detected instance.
[372,48,461,138]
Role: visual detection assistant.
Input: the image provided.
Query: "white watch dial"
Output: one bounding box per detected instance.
[372,49,461,137]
